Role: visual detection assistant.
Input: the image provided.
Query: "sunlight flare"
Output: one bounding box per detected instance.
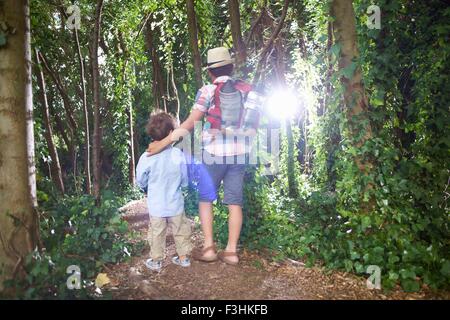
[265,89,300,119]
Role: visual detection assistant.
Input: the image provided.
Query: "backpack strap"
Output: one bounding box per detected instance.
[234,80,252,94]
[234,80,252,127]
[206,81,226,130]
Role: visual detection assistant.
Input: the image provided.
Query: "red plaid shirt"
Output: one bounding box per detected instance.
[193,76,252,156]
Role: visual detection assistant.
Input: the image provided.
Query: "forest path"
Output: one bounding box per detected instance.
[106,199,443,300]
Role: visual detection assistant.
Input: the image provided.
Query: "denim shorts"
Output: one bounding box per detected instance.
[197,152,246,206]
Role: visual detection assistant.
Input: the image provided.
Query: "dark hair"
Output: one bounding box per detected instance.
[146,112,175,141]
[208,64,234,78]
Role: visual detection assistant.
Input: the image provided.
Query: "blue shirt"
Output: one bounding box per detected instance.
[135,147,188,217]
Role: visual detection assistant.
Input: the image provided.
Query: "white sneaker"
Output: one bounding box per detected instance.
[145,258,162,271]
[172,256,191,267]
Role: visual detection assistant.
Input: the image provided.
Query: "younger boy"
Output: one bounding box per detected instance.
[136,112,192,271]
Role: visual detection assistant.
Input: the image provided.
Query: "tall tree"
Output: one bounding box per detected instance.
[0,0,38,291]
[48,97,72,156]
[116,31,136,185]
[331,0,374,206]
[35,49,65,194]
[274,36,297,198]
[90,0,104,202]
[228,0,246,70]
[170,62,180,122]
[186,0,203,88]
[38,52,78,172]
[73,12,92,194]
[144,16,167,111]
[37,53,78,133]
[127,106,136,185]
[24,0,36,208]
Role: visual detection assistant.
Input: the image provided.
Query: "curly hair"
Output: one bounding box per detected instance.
[146,112,175,141]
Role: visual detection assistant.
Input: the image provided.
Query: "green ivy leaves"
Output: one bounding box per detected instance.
[342,61,357,80]
[5,193,144,298]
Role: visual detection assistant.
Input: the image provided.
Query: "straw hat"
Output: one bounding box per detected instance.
[205,47,235,69]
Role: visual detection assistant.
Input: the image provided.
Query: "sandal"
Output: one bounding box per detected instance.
[193,244,218,262]
[218,251,239,266]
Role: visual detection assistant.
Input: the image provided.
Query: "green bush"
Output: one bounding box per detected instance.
[3,192,144,299]
[243,166,449,292]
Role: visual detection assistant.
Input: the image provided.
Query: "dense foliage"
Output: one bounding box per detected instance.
[18,0,449,296]
[1,191,143,299]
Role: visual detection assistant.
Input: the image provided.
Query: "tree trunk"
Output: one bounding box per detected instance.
[331,0,372,154]
[0,0,38,291]
[74,27,92,194]
[331,0,374,208]
[186,0,203,88]
[24,0,36,208]
[320,20,334,117]
[144,17,166,111]
[35,49,65,194]
[116,30,136,186]
[48,99,72,154]
[90,0,104,202]
[253,0,290,85]
[133,127,139,168]
[285,119,297,197]
[228,0,247,70]
[127,108,136,185]
[274,37,297,198]
[170,63,181,122]
[38,51,78,175]
[294,0,307,58]
[38,52,78,133]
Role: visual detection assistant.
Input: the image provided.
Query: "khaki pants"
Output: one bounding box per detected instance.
[148,213,192,261]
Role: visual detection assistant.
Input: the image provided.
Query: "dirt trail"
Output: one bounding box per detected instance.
[105,199,447,300]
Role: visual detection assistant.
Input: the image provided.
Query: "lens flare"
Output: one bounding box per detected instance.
[265,89,299,119]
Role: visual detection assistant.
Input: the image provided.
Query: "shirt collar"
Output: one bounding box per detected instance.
[213,75,231,84]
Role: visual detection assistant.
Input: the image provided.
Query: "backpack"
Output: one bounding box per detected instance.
[206,79,256,131]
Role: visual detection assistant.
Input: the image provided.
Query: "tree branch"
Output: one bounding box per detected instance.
[38,51,78,132]
[244,0,268,47]
[253,0,290,85]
